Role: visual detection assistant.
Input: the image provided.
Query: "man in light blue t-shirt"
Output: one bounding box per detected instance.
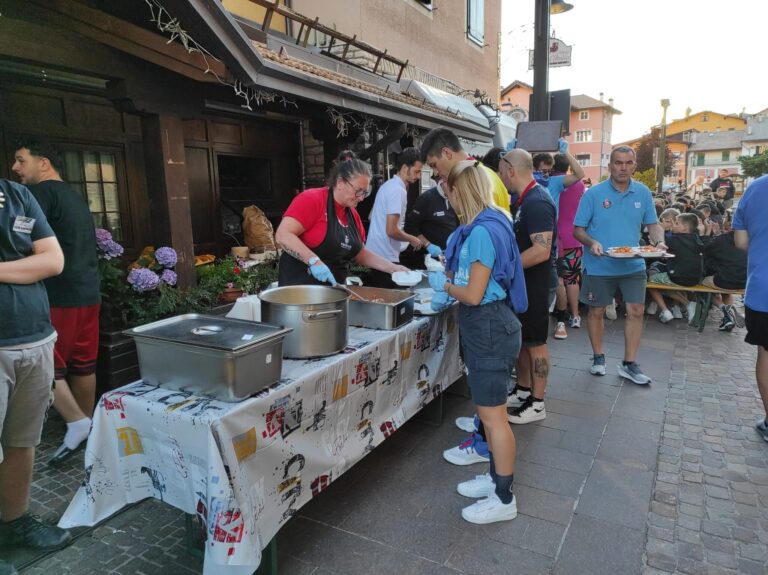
[733,174,768,442]
[573,146,666,385]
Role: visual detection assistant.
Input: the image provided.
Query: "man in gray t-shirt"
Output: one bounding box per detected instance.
[0,179,71,556]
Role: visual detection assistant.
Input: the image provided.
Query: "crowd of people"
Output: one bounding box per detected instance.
[1,128,766,575]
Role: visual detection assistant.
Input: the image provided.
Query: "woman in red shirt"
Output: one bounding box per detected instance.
[276,158,409,286]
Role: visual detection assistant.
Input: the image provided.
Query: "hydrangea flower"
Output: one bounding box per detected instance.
[95,228,112,243]
[155,246,177,269]
[101,239,124,260]
[160,269,177,286]
[127,268,160,293]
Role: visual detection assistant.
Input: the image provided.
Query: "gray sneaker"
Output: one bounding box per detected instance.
[618,362,652,385]
[757,418,768,443]
[590,354,606,376]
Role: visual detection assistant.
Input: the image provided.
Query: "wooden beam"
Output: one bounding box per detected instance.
[359,123,407,161]
[262,6,274,31]
[23,0,228,83]
[341,35,356,62]
[302,17,318,48]
[396,59,409,83]
[141,115,196,288]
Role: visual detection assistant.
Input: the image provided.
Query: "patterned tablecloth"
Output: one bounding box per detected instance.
[60,309,462,574]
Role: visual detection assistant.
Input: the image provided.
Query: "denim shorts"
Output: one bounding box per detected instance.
[458,300,522,407]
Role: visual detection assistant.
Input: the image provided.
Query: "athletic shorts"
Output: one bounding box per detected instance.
[518,291,550,347]
[580,272,647,308]
[50,304,100,380]
[556,247,583,286]
[458,301,521,407]
[0,339,56,461]
[745,306,768,350]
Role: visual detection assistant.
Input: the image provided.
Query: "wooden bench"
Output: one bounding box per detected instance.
[646,282,745,332]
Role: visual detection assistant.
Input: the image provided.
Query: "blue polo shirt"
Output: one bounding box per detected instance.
[574,178,658,276]
[732,175,768,312]
[547,175,566,207]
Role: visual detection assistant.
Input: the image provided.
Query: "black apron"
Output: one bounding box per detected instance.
[278,187,364,286]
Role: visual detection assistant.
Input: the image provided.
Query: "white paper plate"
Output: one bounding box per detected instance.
[392,270,423,287]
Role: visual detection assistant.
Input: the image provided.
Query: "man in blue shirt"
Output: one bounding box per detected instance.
[733,175,768,442]
[573,146,666,384]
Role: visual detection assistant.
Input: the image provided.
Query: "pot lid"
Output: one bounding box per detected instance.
[125,314,291,351]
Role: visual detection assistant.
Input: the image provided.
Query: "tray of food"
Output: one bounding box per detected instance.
[606,246,674,259]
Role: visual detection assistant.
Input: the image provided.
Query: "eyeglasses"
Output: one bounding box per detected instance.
[499,153,513,168]
[344,178,371,199]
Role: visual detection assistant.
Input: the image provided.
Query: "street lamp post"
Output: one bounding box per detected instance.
[531,0,573,122]
[657,99,670,194]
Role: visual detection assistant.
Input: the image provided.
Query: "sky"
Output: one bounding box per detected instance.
[500,0,768,143]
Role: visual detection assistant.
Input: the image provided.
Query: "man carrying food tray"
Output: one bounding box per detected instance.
[573,146,667,384]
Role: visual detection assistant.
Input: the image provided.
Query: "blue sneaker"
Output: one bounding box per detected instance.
[455,414,479,433]
[590,354,606,376]
[443,433,490,465]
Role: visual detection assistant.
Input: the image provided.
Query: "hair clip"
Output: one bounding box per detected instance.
[473,160,480,168]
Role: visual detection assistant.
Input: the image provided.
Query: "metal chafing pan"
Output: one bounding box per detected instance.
[124,314,292,402]
[345,286,415,330]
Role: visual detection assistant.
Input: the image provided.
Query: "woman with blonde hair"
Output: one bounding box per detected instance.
[687,175,707,201]
[429,160,527,524]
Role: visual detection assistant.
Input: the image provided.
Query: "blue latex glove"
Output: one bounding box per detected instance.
[430,290,451,312]
[308,261,337,285]
[558,137,568,155]
[426,243,442,257]
[428,270,448,292]
[506,138,517,151]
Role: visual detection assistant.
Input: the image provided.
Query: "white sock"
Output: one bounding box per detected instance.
[63,417,92,450]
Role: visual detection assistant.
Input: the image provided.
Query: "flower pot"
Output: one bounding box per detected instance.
[219,287,245,304]
[96,329,140,395]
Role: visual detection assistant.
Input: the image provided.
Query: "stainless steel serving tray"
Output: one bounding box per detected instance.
[124,314,292,402]
[346,286,415,330]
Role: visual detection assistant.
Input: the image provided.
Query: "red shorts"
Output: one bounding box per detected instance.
[50,304,100,379]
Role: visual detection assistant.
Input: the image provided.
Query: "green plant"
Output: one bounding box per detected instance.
[197,256,279,296]
[632,168,657,190]
[739,150,768,178]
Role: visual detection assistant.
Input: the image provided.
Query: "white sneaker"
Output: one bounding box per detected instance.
[506,386,531,408]
[508,398,546,424]
[605,300,617,320]
[687,301,697,323]
[457,473,494,498]
[461,493,517,524]
[554,322,567,340]
[590,354,606,376]
[670,304,683,319]
[569,315,581,329]
[646,302,658,315]
[443,434,490,466]
[659,309,674,324]
[455,415,479,433]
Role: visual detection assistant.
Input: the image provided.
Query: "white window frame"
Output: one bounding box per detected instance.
[575,130,592,143]
[579,110,589,121]
[576,154,591,167]
[466,0,484,46]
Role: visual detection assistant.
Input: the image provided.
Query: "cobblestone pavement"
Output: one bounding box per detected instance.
[643,313,768,575]
[3,308,766,575]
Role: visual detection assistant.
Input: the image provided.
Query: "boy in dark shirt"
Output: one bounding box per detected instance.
[703,220,747,331]
[647,213,705,323]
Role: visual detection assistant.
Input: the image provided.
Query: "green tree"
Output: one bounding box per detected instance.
[739,150,768,177]
[635,128,674,176]
[632,168,657,190]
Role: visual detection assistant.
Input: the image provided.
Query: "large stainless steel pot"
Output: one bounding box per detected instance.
[259,285,348,358]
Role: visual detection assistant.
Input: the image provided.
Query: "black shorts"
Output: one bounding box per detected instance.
[745,306,768,350]
[518,288,550,347]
